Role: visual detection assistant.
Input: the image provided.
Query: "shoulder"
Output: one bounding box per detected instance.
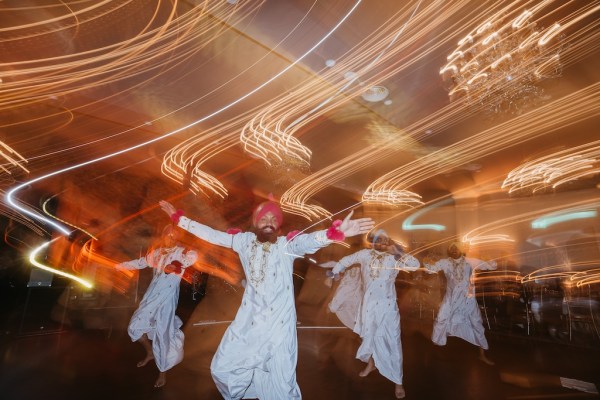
[233,231,255,241]
[438,258,452,266]
[464,257,481,266]
[233,232,257,249]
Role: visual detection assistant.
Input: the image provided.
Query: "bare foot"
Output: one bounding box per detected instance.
[137,354,154,368]
[154,372,166,388]
[358,362,376,377]
[395,384,405,399]
[479,354,495,366]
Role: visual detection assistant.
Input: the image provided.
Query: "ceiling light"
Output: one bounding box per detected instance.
[361,85,389,102]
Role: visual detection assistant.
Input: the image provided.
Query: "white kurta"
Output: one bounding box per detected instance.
[330,249,420,385]
[177,216,332,400]
[119,247,198,372]
[424,256,497,350]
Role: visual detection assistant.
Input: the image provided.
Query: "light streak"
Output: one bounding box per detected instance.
[0,140,29,174]
[364,82,600,205]
[402,198,453,232]
[502,140,600,194]
[29,238,93,288]
[41,196,98,240]
[163,0,367,194]
[6,0,364,232]
[570,268,600,287]
[531,210,597,229]
[467,234,515,246]
[282,1,599,218]
[440,0,600,115]
[241,0,423,170]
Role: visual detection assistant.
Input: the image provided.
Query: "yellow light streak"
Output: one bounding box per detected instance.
[29,238,94,289]
[41,196,98,240]
[7,1,363,231]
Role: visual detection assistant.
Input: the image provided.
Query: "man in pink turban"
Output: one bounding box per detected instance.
[250,197,284,243]
[159,197,374,400]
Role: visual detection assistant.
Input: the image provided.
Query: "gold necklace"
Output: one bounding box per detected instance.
[451,257,464,281]
[369,250,384,279]
[248,240,271,285]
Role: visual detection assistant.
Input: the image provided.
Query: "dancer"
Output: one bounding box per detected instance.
[326,229,419,399]
[159,198,374,400]
[117,225,198,387]
[423,242,497,365]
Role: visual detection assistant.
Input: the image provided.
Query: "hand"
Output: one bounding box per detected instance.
[164,264,175,274]
[338,210,375,238]
[387,243,404,256]
[159,200,176,217]
[324,277,333,288]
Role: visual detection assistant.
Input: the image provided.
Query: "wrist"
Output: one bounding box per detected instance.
[326,219,345,241]
[171,209,184,224]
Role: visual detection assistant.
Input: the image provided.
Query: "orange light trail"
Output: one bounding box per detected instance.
[277,1,599,219]
[364,82,600,202]
[502,140,600,194]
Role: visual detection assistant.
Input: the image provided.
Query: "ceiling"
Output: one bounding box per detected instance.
[1,0,599,270]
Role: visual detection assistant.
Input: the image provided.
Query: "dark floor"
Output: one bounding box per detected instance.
[1,271,599,400]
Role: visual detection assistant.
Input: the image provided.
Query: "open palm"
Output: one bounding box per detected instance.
[159,200,176,217]
[339,210,375,238]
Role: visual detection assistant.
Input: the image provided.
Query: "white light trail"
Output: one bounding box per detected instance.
[5,0,364,234]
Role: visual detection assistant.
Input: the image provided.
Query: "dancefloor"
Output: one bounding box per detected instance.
[1,273,599,400]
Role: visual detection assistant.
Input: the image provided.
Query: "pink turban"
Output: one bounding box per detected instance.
[252,196,283,227]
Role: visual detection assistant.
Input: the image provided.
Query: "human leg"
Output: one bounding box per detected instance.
[359,356,376,377]
[478,347,494,365]
[136,333,154,367]
[395,384,405,398]
[154,371,166,388]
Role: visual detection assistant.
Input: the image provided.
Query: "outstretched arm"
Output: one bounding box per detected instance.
[159,200,238,249]
[116,255,149,271]
[332,250,365,275]
[470,258,498,271]
[286,211,374,256]
[423,256,447,274]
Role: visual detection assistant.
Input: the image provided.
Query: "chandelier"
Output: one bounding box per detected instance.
[440,7,565,115]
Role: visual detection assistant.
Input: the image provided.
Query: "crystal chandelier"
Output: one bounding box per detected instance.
[440,7,565,115]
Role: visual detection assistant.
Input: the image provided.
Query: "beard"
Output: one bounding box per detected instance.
[373,243,388,252]
[255,225,278,243]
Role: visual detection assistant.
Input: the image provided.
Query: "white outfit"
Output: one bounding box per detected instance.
[119,247,198,372]
[424,256,497,349]
[330,249,420,385]
[177,216,333,400]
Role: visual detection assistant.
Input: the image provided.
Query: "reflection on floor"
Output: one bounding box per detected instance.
[1,274,599,400]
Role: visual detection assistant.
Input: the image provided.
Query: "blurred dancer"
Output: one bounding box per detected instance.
[424,242,497,365]
[159,198,374,400]
[326,229,420,399]
[117,225,198,387]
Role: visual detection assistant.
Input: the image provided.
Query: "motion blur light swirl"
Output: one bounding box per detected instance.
[439,1,596,114]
